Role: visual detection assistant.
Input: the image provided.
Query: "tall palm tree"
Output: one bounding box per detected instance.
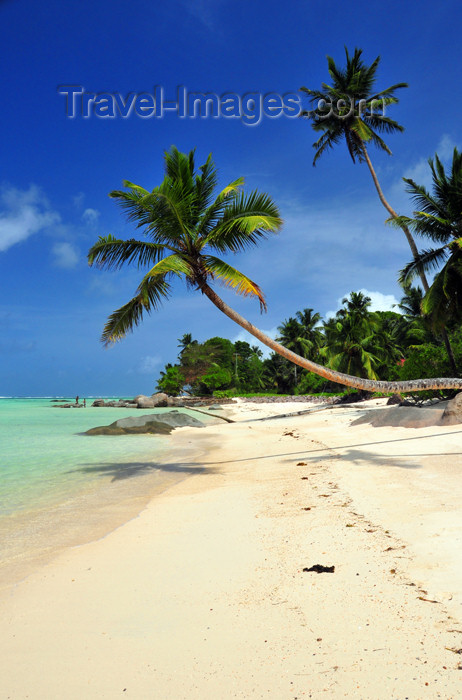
[277,317,310,357]
[88,146,462,392]
[394,283,432,346]
[295,308,323,358]
[300,47,429,291]
[397,148,462,373]
[322,294,381,380]
[336,291,372,322]
[322,322,381,380]
[276,316,308,385]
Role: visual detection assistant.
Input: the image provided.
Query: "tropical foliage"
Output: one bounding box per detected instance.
[300,47,429,291]
[88,146,282,344]
[156,291,462,396]
[300,47,407,166]
[398,148,462,331]
[89,146,462,393]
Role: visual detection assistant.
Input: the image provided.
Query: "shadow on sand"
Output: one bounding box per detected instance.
[68,461,219,482]
[163,429,462,471]
[69,429,462,481]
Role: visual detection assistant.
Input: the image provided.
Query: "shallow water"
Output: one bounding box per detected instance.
[0,398,211,587]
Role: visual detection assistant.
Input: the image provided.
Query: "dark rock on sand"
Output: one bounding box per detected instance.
[134,392,169,408]
[337,391,373,404]
[351,402,449,429]
[387,394,403,405]
[85,410,205,435]
[53,403,84,408]
[91,399,138,408]
[400,397,418,407]
[440,392,462,426]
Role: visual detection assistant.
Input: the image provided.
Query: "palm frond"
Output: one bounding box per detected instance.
[399,246,449,284]
[202,255,267,311]
[196,177,244,237]
[195,152,218,212]
[164,146,196,190]
[88,235,165,270]
[403,178,447,219]
[144,253,192,280]
[301,47,406,163]
[101,275,171,345]
[205,191,282,253]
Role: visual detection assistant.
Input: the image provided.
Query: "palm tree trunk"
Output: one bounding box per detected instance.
[360,141,458,376]
[201,283,462,393]
[442,330,458,375]
[360,142,429,288]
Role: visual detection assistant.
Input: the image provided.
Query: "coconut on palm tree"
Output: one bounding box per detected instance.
[88,146,462,392]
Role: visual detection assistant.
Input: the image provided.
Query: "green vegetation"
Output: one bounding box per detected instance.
[156,291,462,396]
[395,147,462,375]
[301,47,426,289]
[88,49,462,393]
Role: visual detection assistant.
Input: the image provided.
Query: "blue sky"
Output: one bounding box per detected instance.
[1,0,461,396]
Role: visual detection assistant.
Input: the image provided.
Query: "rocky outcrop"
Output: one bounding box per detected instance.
[92,399,138,408]
[53,403,84,408]
[85,410,205,435]
[351,403,448,429]
[134,393,169,408]
[440,392,462,426]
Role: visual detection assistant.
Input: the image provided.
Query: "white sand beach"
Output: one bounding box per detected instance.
[1,398,462,699]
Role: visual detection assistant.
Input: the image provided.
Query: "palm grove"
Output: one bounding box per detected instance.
[88,48,462,394]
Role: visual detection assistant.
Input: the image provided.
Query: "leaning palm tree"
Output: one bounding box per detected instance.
[300,47,429,292]
[88,146,462,392]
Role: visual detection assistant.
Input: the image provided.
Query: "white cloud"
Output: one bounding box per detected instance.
[139,355,162,374]
[52,241,80,268]
[82,208,100,225]
[0,185,60,252]
[325,289,399,319]
[363,289,399,311]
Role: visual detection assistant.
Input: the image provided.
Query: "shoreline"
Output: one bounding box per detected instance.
[0,423,220,592]
[1,399,462,697]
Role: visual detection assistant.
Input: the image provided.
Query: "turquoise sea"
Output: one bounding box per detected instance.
[0,398,209,587]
